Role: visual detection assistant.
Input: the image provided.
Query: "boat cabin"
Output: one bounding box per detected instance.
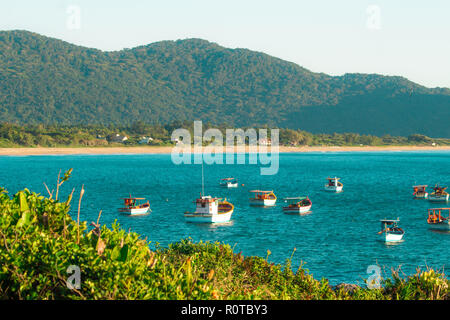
[380,219,403,234]
[194,195,220,213]
[432,186,448,195]
[249,190,276,200]
[122,196,147,208]
[413,185,427,193]
[427,208,450,224]
[283,196,311,207]
[220,177,238,186]
[327,177,342,186]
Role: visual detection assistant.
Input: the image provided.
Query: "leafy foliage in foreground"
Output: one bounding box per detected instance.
[0,184,448,299]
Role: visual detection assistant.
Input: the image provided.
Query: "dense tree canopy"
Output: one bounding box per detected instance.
[0,30,449,137]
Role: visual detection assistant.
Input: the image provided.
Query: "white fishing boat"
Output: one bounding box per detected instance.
[185,160,234,223]
[412,185,428,199]
[249,190,277,207]
[119,196,151,216]
[325,177,343,193]
[427,208,450,231]
[428,185,449,202]
[282,196,312,214]
[184,195,234,223]
[378,219,404,242]
[220,177,238,188]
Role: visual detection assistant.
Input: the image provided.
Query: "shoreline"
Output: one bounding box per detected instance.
[0,145,450,156]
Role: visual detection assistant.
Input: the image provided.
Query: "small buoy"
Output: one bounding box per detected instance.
[241,184,245,186]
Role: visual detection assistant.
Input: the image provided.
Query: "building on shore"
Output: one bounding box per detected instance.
[138,136,154,144]
[258,138,271,146]
[110,134,128,143]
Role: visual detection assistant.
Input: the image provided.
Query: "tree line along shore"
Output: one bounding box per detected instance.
[0,121,449,148]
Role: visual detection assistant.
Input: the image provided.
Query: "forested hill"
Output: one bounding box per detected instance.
[1,30,449,137]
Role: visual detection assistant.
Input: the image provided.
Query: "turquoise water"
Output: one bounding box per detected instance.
[1,152,449,285]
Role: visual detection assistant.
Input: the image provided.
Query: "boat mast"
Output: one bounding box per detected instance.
[201,156,205,196]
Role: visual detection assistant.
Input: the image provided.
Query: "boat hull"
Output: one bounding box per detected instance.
[383,232,404,242]
[221,183,238,188]
[428,194,449,202]
[184,210,233,223]
[428,221,450,231]
[325,185,343,193]
[283,205,312,214]
[121,206,150,216]
[250,198,276,207]
[413,192,428,199]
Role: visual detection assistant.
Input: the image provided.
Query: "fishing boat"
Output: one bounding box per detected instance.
[119,196,151,216]
[412,185,428,199]
[185,160,234,223]
[184,195,234,223]
[428,185,449,202]
[325,177,343,193]
[282,196,312,214]
[378,219,405,242]
[427,208,450,231]
[220,177,238,188]
[249,190,277,207]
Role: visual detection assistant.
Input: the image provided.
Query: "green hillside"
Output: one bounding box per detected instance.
[1,30,449,137]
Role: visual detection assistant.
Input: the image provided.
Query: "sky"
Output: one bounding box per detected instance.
[1,0,449,88]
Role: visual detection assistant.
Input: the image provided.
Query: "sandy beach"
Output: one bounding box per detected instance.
[0,145,449,156]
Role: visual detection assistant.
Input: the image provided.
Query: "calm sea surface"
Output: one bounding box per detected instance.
[1,152,449,285]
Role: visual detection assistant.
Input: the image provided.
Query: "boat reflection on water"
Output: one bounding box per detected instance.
[195,220,235,230]
[284,210,312,216]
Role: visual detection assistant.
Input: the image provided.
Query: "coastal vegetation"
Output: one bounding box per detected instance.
[1,30,450,137]
[0,122,448,148]
[0,170,448,300]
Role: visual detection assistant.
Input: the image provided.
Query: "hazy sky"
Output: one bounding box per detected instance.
[1,0,449,88]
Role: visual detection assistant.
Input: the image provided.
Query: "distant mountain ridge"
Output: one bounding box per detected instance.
[0,30,449,137]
